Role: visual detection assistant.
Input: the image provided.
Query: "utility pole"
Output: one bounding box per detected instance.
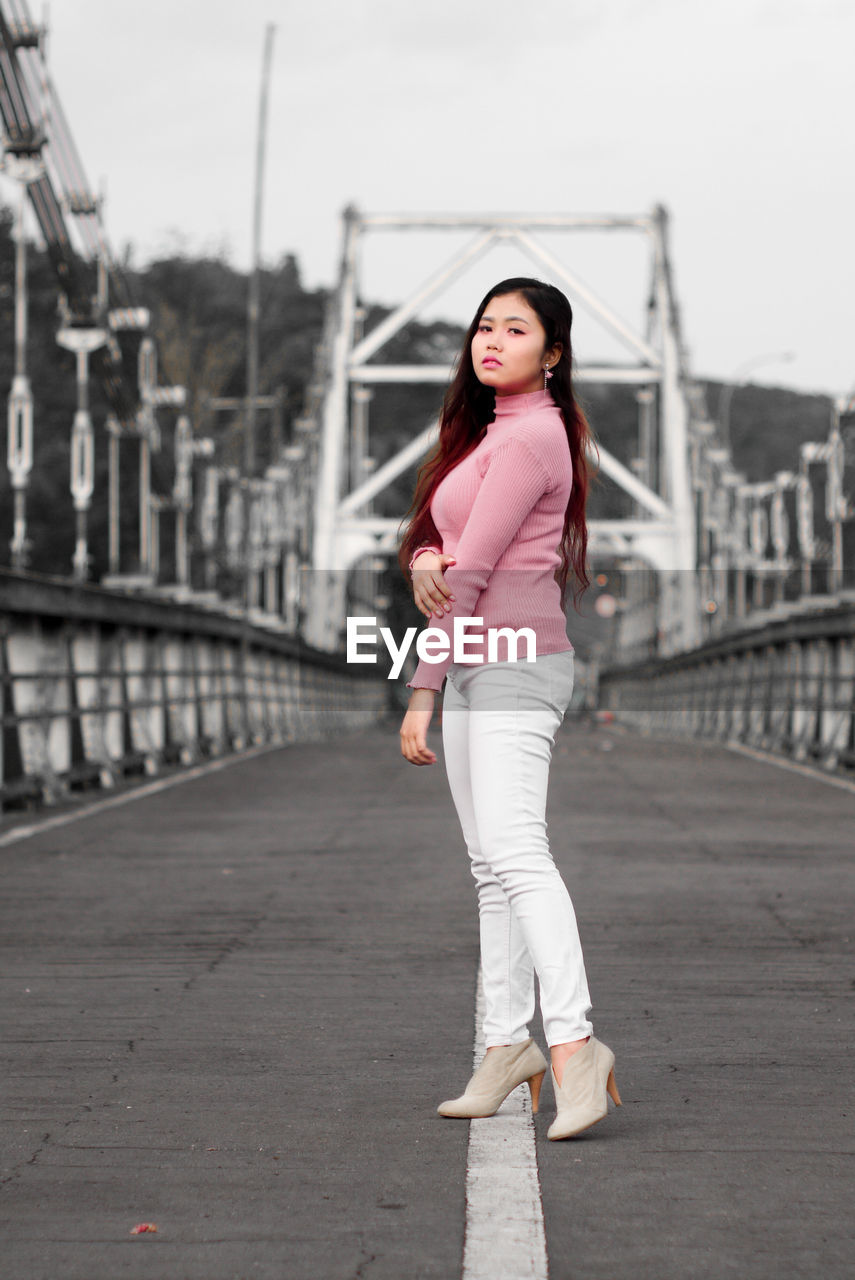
[245,22,276,477]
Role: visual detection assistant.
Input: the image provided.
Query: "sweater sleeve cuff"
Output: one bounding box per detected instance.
[405,661,446,691]
[408,544,443,574]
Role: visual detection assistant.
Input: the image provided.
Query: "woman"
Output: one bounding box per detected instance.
[398,277,620,1140]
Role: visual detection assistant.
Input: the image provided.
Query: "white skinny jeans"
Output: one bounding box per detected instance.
[441,649,593,1048]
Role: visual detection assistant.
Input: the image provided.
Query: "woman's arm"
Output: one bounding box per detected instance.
[407,435,552,691]
[399,687,437,765]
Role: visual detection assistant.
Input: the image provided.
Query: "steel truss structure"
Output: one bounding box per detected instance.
[3,0,849,660]
[0,0,190,582]
[0,1,306,609]
[306,206,702,651]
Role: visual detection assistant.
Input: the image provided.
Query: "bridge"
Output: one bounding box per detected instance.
[0,6,854,1276]
[0,0,852,803]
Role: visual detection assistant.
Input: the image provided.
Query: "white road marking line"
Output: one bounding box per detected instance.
[461,965,548,1280]
[0,743,287,849]
[723,741,855,796]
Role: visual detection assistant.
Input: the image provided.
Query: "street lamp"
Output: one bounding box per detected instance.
[717,351,796,449]
[3,152,44,568]
[56,325,108,580]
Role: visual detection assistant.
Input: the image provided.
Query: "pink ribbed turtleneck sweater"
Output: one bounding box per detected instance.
[407,388,575,691]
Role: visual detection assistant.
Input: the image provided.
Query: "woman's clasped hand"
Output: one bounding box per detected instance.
[410,550,457,619]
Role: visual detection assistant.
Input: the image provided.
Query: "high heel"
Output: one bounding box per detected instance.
[438,1038,549,1118]
[547,1036,621,1140]
[528,1068,547,1114]
[606,1066,622,1107]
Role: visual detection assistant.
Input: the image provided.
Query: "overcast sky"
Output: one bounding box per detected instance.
[7,0,854,396]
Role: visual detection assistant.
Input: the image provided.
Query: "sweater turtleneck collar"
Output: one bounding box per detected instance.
[489,388,553,427]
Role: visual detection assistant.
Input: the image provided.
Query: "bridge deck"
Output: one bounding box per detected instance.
[0,718,852,1279]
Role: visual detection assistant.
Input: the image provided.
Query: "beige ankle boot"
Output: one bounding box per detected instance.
[438,1038,549,1118]
[547,1036,621,1140]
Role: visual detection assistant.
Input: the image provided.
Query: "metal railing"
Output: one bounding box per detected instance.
[599,600,855,773]
[0,571,388,810]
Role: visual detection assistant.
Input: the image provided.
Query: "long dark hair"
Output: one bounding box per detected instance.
[399,276,597,607]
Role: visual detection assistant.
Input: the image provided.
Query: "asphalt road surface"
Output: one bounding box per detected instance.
[1,715,852,1279]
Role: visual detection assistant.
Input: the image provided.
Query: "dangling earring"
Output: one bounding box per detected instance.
[543,364,553,391]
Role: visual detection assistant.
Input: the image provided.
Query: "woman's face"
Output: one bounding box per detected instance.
[471,292,561,397]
